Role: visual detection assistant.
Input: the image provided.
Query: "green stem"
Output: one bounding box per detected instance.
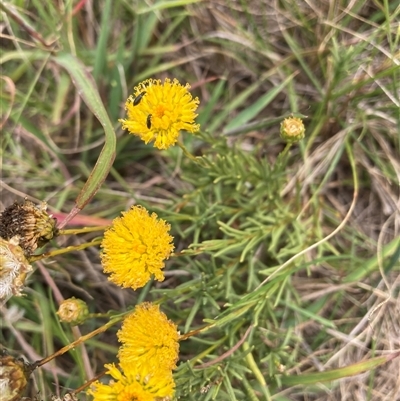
[28,239,102,262]
[58,226,109,236]
[275,142,293,167]
[177,140,200,163]
[33,315,126,369]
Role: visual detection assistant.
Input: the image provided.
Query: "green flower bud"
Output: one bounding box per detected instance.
[280,117,305,143]
[57,297,89,325]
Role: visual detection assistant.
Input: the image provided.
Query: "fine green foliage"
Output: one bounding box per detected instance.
[1,1,399,401]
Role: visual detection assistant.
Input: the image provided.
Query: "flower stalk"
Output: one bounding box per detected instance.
[28,238,102,263]
[33,315,124,369]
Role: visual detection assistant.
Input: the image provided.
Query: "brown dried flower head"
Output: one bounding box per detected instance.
[57,297,89,325]
[0,350,33,401]
[0,199,58,255]
[0,237,33,301]
[51,393,79,401]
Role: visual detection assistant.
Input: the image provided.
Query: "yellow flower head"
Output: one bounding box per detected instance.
[118,302,179,373]
[101,206,174,290]
[87,363,175,401]
[119,78,200,150]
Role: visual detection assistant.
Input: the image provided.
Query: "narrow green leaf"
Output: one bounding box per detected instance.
[136,0,201,14]
[52,72,70,124]
[282,300,336,329]
[224,73,296,132]
[93,0,113,81]
[208,78,266,133]
[277,352,400,386]
[197,78,227,127]
[53,53,116,226]
[184,297,201,333]
[345,236,400,282]
[240,235,263,262]
[282,32,323,95]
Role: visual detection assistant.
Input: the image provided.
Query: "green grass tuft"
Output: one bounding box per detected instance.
[1,1,399,400]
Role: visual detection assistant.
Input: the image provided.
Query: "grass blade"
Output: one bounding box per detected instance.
[277,352,400,387]
[53,53,116,228]
[224,73,296,132]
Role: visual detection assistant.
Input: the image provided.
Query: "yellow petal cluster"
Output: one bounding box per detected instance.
[87,363,175,401]
[101,206,174,290]
[117,302,179,373]
[88,303,179,400]
[119,78,200,149]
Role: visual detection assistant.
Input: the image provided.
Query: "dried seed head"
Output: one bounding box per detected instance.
[0,199,58,255]
[280,117,306,143]
[0,350,33,401]
[57,297,89,325]
[51,393,79,401]
[0,237,33,301]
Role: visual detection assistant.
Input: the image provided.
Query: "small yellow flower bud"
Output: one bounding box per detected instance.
[0,350,33,401]
[280,117,305,143]
[0,237,33,301]
[0,199,58,255]
[57,297,89,325]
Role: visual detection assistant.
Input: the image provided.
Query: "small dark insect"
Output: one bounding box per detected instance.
[133,91,146,106]
[146,114,152,129]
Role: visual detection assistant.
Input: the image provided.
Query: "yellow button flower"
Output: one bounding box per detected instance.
[118,302,179,373]
[101,206,174,290]
[119,78,200,150]
[87,363,175,401]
